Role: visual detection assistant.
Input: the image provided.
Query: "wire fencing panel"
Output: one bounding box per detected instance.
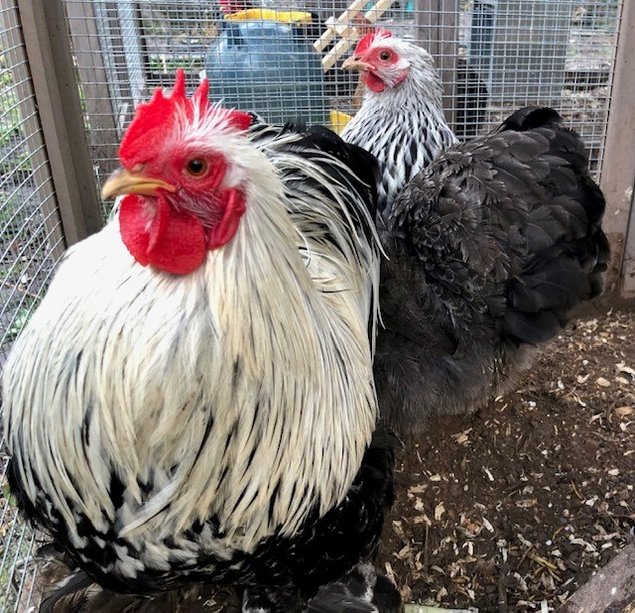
[0,0,624,610]
[65,0,621,184]
[0,0,67,610]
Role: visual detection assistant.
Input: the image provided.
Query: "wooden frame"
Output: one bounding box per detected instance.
[315,0,396,72]
[16,0,103,246]
[0,5,66,260]
[599,0,635,297]
[415,0,459,128]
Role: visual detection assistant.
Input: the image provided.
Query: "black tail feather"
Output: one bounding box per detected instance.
[40,570,94,613]
[498,106,563,132]
[498,107,610,344]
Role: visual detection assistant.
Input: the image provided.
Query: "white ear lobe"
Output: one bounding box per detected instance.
[396,57,410,72]
[224,165,245,189]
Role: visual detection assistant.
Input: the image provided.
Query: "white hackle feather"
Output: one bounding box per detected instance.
[2,114,380,579]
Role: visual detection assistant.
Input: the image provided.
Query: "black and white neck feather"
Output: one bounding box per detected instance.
[342,38,457,218]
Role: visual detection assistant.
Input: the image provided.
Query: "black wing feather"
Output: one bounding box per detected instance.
[376,106,609,434]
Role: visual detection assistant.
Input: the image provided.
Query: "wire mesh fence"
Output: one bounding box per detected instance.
[0,0,625,610]
[66,0,621,191]
[0,1,66,610]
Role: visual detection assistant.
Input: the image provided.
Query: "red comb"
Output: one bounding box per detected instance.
[227,109,252,131]
[354,28,392,56]
[119,69,251,167]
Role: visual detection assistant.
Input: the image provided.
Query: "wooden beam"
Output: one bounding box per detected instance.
[314,0,366,54]
[16,0,103,245]
[598,0,635,295]
[620,186,635,297]
[0,6,65,261]
[555,543,635,612]
[319,0,395,73]
[65,1,120,178]
[415,0,459,128]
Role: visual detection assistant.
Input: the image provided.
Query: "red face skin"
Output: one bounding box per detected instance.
[360,46,407,93]
[343,30,408,93]
[101,71,252,275]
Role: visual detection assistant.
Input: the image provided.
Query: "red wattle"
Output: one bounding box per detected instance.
[364,72,386,93]
[119,194,207,275]
[147,196,170,252]
[208,188,246,249]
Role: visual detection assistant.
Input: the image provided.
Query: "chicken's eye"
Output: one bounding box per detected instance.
[185,159,208,177]
[379,50,392,61]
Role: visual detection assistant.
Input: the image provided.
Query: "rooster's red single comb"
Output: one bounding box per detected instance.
[119,69,251,168]
[354,28,392,56]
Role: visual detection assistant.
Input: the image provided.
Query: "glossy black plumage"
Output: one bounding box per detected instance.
[375,107,609,434]
[250,120,380,221]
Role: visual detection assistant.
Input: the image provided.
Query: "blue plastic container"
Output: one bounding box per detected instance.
[205,19,327,125]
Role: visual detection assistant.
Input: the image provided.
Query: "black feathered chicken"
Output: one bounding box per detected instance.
[342,31,610,435]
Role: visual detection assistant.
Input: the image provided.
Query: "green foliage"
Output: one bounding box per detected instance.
[0,190,25,237]
[0,48,21,143]
[5,305,32,343]
[0,89,22,149]
[1,478,17,509]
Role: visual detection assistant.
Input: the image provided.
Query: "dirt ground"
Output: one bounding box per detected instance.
[377,302,635,611]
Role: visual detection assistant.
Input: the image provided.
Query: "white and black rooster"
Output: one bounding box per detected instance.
[2,71,397,612]
[342,31,610,434]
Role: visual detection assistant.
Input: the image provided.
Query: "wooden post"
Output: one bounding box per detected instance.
[16,0,103,245]
[0,6,66,261]
[555,543,635,612]
[622,190,635,298]
[66,1,121,177]
[415,0,459,128]
[599,0,635,296]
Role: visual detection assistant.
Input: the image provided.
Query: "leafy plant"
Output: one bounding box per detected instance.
[5,306,32,342]
[0,90,22,149]
[1,477,17,509]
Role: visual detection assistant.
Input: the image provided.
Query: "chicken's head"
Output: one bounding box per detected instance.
[342,30,437,94]
[102,69,252,275]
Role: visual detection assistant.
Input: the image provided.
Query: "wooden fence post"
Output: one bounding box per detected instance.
[65,1,121,178]
[415,0,459,128]
[16,0,103,245]
[0,4,65,261]
[599,0,635,296]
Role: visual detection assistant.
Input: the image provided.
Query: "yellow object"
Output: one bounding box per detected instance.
[225,9,313,25]
[330,109,353,135]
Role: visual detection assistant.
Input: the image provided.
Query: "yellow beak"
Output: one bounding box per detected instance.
[341,56,373,72]
[101,169,176,200]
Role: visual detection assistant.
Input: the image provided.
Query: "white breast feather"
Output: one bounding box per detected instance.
[2,142,380,570]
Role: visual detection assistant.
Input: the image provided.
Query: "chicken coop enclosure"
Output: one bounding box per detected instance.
[0,0,633,610]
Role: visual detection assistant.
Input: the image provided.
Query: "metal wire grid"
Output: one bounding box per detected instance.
[0,0,624,610]
[0,0,66,610]
[465,0,620,173]
[65,0,621,187]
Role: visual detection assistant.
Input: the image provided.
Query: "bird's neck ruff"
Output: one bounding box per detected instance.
[2,136,380,570]
[342,65,457,213]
